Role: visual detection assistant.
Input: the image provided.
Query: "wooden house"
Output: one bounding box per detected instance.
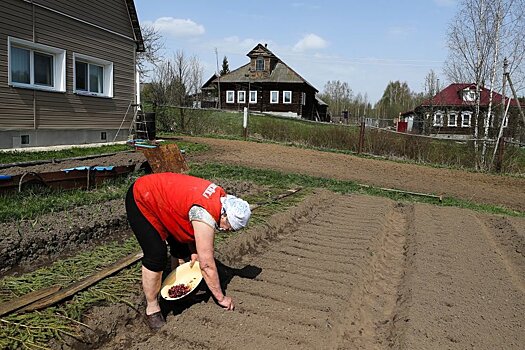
[0,0,144,149]
[402,83,522,140]
[201,44,328,121]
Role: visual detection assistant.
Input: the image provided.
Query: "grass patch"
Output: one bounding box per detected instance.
[0,144,131,164]
[0,140,208,165]
[189,162,525,217]
[0,176,136,224]
[0,238,141,350]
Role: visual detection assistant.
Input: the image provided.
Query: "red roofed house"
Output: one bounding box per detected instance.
[201,43,328,122]
[401,83,522,140]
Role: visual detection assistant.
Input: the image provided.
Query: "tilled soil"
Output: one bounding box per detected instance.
[78,190,524,350]
[2,137,524,349]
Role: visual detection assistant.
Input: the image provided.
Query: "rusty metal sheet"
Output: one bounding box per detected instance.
[141,144,189,174]
[0,164,143,193]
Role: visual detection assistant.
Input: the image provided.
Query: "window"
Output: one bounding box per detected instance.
[249,90,257,104]
[101,132,107,141]
[238,90,246,103]
[433,111,443,126]
[270,91,279,104]
[283,91,292,104]
[461,112,471,127]
[448,112,457,127]
[301,92,306,105]
[74,53,113,97]
[226,90,235,103]
[8,37,66,92]
[256,57,264,71]
[503,114,509,128]
[21,135,30,145]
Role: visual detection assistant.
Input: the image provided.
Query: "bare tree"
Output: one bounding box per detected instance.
[137,24,165,80]
[444,0,525,169]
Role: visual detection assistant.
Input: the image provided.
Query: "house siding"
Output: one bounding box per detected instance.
[33,0,134,38]
[0,0,136,137]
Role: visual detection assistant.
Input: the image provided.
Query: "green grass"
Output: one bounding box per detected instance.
[0,238,141,350]
[0,141,208,165]
[0,144,131,164]
[150,106,525,175]
[0,176,135,223]
[189,162,525,217]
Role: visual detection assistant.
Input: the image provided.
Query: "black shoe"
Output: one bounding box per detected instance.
[145,311,166,330]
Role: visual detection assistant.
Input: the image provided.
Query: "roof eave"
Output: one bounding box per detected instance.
[125,0,145,52]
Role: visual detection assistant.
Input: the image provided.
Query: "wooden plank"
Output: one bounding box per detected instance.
[141,144,189,174]
[0,285,62,317]
[19,251,143,313]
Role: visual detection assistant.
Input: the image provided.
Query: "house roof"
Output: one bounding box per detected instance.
[420,83,519,107]
[202,44,318,92]
[125,0,145,52]
[316,95,328,106]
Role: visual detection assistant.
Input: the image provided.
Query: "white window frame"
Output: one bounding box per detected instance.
[270,90,279,104]
[256,57,264,71]
[283,91,292,104]
[447,111,457,127]
[433,111,444,126]
[301,92,306,105]
[226,90,235,103]
[8,37,66,92]
[461,111,471,127]
[249,90,257,104]
[73,53,113,98]
[503,114,509,128]
[237,90,246,103]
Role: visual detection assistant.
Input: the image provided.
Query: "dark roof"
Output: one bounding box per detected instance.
[315,95,328,106]
[202,44,318,92]
[125,0,145,52]
[420,83,518,107]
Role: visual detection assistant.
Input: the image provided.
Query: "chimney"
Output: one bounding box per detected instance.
[264,43,267,48]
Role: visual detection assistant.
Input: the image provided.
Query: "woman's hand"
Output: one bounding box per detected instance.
[218,295,235,311]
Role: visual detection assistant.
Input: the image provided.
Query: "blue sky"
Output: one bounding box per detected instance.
[135,0,458,103]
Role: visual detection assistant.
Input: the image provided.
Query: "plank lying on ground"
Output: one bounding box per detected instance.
[18,251,143,313]
[358,184,443,201]
[250,188,302,210]
[0,284,61,317]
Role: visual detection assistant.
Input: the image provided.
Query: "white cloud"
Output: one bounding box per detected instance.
[293,34,328,52]
[146,17,205,38]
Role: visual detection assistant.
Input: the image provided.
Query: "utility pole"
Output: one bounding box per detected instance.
[215,48,221,109]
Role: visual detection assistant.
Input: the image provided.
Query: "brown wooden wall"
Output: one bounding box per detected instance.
[0,0,137,130]
[219,82,317,120]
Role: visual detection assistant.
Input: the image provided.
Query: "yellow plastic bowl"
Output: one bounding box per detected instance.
[160,261,203,301]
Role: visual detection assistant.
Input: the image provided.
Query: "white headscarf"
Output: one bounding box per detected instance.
[221,195,251,231]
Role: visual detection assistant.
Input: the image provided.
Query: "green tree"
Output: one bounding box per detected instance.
[319,80,353,118]
[375,81,418,119]
[220,56,230,76]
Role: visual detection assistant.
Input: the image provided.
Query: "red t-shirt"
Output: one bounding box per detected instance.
[133,173,226,242]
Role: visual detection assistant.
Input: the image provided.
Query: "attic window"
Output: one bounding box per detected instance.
[256,57,264,71]
[463,89,477,102]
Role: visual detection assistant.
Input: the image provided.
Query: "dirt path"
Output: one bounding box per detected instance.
[183,136,525,212]
[87,191,524,350]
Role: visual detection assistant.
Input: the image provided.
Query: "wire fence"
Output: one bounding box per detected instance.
[149,105,525,175]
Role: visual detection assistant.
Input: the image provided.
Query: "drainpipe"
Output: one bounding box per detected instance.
[32,0,37,130]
